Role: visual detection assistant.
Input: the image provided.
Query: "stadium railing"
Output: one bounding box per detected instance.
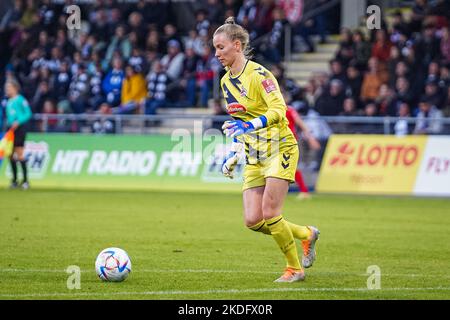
[29,113,450,135]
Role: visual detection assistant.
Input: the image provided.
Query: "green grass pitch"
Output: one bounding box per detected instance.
[0,189,449,300]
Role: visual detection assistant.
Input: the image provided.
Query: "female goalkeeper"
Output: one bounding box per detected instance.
[213,17,320,283]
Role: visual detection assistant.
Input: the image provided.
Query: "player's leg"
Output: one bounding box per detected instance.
[9,150,18,188]
[295,169,311,199]
[262,177,305,282]
[266,143,319,270]
[14,126,29,189]
[15,146,29,189]
[242,163,270,234]
[243,186,270,234]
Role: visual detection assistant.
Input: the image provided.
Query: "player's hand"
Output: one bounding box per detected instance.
[307,136,321,150]
[221,140,243,179]
[11,122,19,130]
[222,120,255,138]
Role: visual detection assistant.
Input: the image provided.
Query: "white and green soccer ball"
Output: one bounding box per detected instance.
[95,247,132,282]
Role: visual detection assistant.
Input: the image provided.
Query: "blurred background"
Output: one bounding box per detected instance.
[0,0,449,194]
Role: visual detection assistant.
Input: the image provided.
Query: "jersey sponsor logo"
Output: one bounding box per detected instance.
[262,79,276,93]
[226,102,247,114]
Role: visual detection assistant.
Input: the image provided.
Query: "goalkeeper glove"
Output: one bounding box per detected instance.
[222,138,243,179]
[222,116,268,138]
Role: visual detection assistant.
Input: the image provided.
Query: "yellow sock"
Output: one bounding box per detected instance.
[286,222,311,240]
[266,215,301,270]
[249,220,311,240]
[248,220,271,235]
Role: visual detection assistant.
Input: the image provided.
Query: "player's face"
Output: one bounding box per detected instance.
[5,83,17,98]
[213,33,239,67]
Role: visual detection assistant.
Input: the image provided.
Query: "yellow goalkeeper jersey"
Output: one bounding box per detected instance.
[220,60,297,163]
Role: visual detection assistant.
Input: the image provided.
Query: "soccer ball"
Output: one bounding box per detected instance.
[95,247,132,282]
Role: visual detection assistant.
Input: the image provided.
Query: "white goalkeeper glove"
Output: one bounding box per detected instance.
[222,138,243,179]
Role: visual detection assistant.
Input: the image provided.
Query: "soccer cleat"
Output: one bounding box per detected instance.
[296,192,312,200]
[21,182,30,190]
[274,267,305,283]
[302,226,320,268]
[9,181,18,189]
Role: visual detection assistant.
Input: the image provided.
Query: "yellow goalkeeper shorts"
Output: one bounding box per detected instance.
[242,141,299,191]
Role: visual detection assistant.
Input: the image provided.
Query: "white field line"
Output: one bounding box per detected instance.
[2,268,450,278]
[1,287,450,298]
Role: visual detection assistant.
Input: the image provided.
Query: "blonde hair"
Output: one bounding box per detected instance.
[214,16,252,59]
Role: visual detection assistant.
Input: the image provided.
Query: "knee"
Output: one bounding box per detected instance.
[244,216,263,228]
[261,197,278,219]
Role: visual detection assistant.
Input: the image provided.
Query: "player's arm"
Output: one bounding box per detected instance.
[291,108,321,150]
[16,98,32,125]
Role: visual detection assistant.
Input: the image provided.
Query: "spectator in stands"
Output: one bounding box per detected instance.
[315,79,345,116]
[260,7,288,64]
[371,29,392,65]
[394,77,415,108]
[68,63,90,114]
[92,103,116,134]
[104,24,132,66]
[329,59,347,83]
[205,0,224,25]
[145,61,169,115]
[345,64,363,106]
[183,46,201,107]
[422,78,446,110]
[145,29,164,55]
[195,9,210,38]
[416,23,441,70]
[87,62,104,111]
[440,63,450,87]
[390,10,412,39]
[414,97,443,134]
[0,0,23,34]
[140,0,168,32]
[376,84,397,116]
[128,47,147,75]
[335,28,354,68]
[196,44,219,108]
[441,27,450,65]
[337,97,359,133]
[340,98,358,117]
[352,30,372,71]
[356,101,382,134]
[52,60,71,101]
[161,39,185,81]
[360,57,388,103]
[89,8,110,43]
[31,80,52,114]
[41,99,57,132]
[394,102,412,136]
[162,24,183,50]
[444,86,450,116]
[128,12,146,48]
[113,65,147,114]
[102,56,125,108]
[184,29,205,56]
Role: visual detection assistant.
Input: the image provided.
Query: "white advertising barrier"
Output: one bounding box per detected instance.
[414,136,450,196]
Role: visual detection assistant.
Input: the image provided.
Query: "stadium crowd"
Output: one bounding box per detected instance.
[0,0,449,135]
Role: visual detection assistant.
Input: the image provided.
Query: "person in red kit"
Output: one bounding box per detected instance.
[284,91,321,199]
